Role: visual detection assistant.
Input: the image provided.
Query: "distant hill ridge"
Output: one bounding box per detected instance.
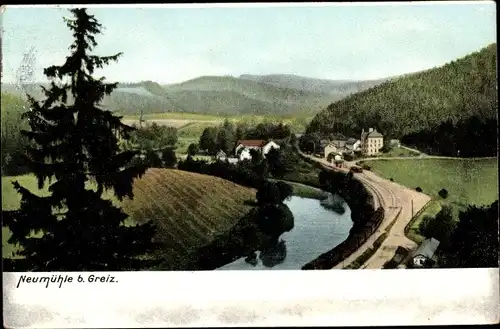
[306,43,497,139]
[1,73,390,117]
[239,73,390,95]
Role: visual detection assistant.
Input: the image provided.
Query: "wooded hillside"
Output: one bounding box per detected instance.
[306,44,497,140]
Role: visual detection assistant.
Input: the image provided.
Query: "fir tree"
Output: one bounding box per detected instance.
[2,8,161,271]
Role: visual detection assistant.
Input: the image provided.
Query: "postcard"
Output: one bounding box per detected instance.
[1,2,498,327]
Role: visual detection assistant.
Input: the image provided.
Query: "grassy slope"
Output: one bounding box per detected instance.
[307,43,497,138]
[2,169,256,264]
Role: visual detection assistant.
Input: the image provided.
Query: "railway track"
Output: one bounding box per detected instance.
[360,171,399,210]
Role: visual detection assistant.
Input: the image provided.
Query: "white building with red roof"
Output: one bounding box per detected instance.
[234,139,280,161]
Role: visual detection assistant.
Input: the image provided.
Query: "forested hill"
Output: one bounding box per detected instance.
[306,43,497,140]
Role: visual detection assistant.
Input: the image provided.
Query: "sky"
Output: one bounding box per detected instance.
[1,2,497,84]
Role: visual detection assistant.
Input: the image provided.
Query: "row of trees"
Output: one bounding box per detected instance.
[198,120,292,155]
[401,116,497,157]
[124,122,178,151]
[419,200,498,268]
[129,147,177,169]
[318,170,374,230]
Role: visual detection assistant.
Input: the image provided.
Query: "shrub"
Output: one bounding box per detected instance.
[361,164,371,171]
[418,215,435,235]
[187,143,199,156]
[390,178,394,182]
[416,187,423,192]
[161,147,177,168]
[379,145,392,153]
[144,149,163,168]
[438,188,449,199]
[420,205,456,247]
[343,153,354,162]
[350,166,363,173]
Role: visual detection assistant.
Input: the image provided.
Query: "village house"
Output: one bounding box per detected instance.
[234,139,280,161]
[410,238,440,268]
[324,142,341,159]
[330,138,347,150]
[361,128,384,156]
[346,138,361,152]
[314,139,329,156]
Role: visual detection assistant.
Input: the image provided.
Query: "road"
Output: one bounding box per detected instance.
[299,151,431,269]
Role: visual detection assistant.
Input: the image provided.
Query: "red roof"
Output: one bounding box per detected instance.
[237,140,266,147]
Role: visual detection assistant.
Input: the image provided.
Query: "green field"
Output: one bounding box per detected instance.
[123,112,223,121]
[368,158,498,210]
[381,146,420,158]
[368,157,498,243]
[124,111,312,136]
[2,169,256,266]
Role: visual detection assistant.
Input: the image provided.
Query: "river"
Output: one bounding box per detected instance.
[216,195,353,270]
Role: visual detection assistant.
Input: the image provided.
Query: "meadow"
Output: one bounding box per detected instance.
[367,158,498,208]
[123,111,313,140]
[2,169,256,265]
[366,158,498,243]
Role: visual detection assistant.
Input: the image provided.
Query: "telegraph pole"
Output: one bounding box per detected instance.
[411,199,414,218]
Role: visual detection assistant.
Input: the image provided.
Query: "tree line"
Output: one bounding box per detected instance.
[177,142,297,189]
[401,116,497,157]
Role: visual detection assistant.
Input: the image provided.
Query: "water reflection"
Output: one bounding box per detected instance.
[218,196,353,270]
[184,202,295,270]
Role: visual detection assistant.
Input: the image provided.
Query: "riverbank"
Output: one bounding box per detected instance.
[297,154,385,270]
[269,178,327,200]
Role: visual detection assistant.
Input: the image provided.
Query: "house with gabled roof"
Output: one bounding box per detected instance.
[410,237,440,268]
[361,128,384,156]
[235,139,280,161]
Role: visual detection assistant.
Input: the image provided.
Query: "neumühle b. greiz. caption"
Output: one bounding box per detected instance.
[16,274,118,288]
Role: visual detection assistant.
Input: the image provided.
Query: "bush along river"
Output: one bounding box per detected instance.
[215,194,353,270]
[178,180,353,271]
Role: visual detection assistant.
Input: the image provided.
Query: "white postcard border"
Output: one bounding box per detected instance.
[3,269,499,328]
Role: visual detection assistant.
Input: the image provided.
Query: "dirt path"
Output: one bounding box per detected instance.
[299,152,430,269]
[359,171,430,269]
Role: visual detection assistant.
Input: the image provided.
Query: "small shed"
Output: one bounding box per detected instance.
[410,238,440,268]
[216,150,227,161]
